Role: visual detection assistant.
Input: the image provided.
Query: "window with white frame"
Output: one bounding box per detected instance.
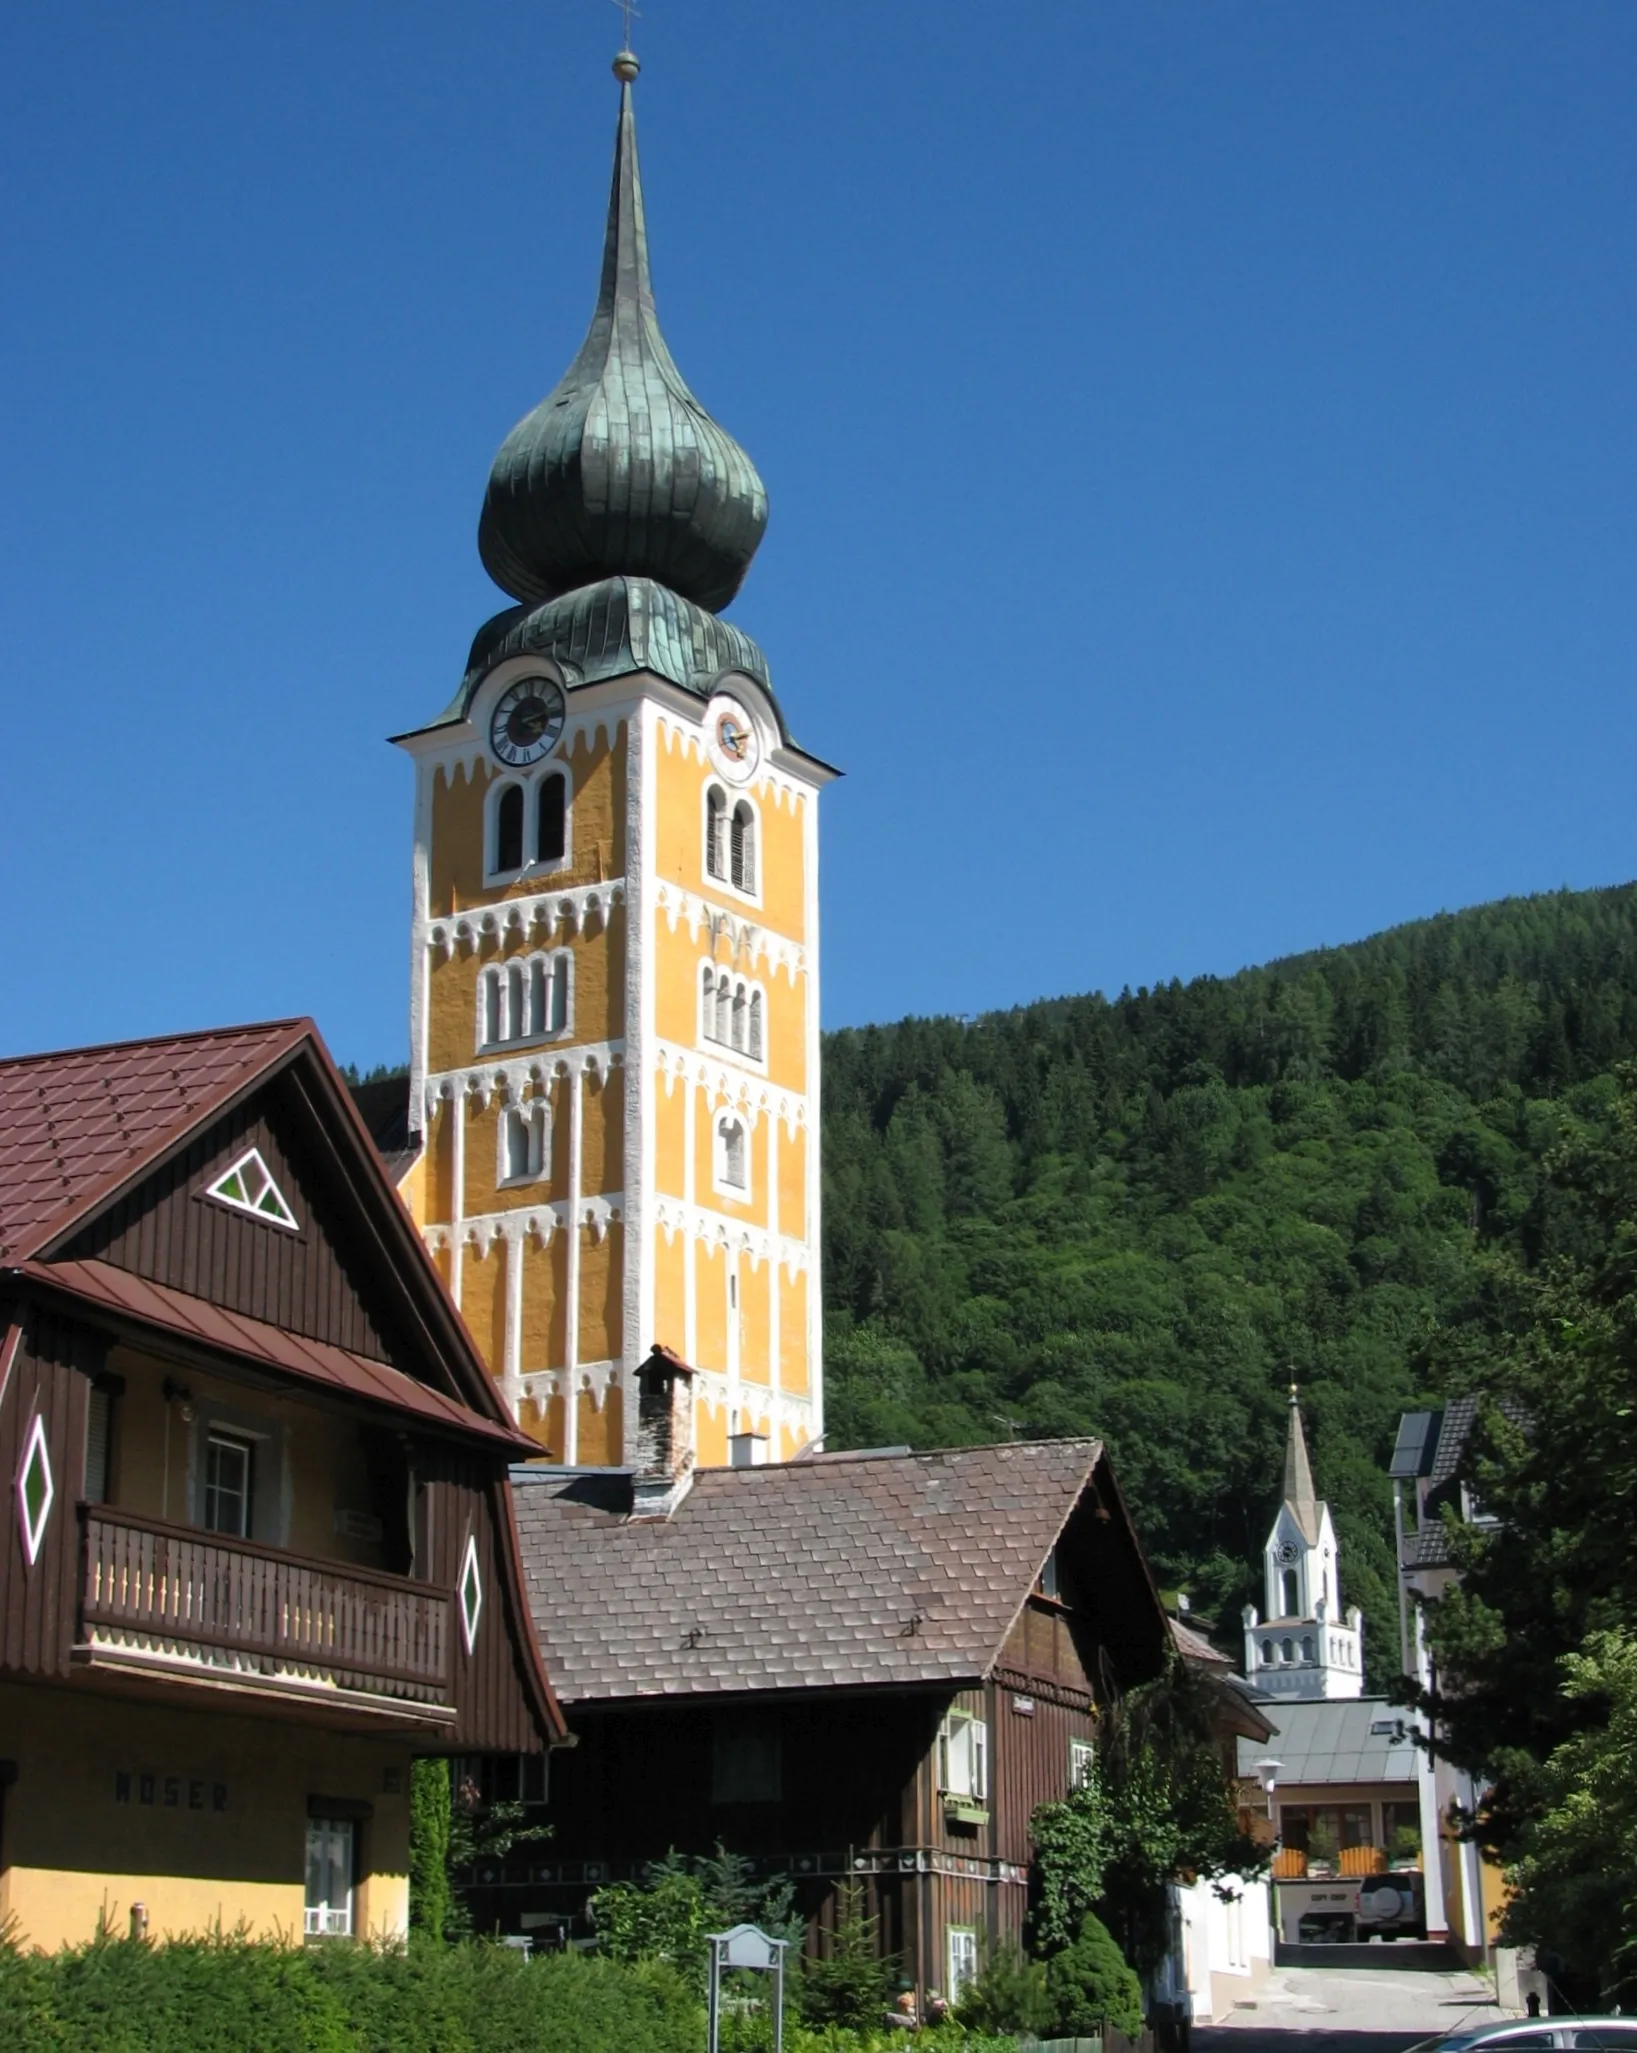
[1069,1737,1096,1792]
[938,1712,988,1801]
[203,1431,254,1538]
[704,784,758,898]
[699,965,765,1062]
[498,1100,548,1186]
[480,951,571,1049]
[488,770,571,881]
[946,1927,979,2003]
[304,1815,354,1938]
[714,1112,749,1197]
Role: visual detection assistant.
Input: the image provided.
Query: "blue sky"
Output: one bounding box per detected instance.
[2,3,1632,1070]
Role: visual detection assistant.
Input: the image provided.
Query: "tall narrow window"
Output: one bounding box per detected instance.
[705,787,728,881]
[1281,1567,1299,1617]
[304,1816,355,1938]
[85,1385,115,1504]
[501,1104,543,1184]
[537,772,567,864]
[947,1928,979,2003]
[506,961,526,1042]
[701,966,717,1041]
[548,954,568,1033]
[483,969,502,1047]
[715,980,731,1045]
[495,784,524,873]
[731,985,747,1052]
[529,957,548,1037]
[718,1116,747,1193]
[204,1433,253,1538]
[748,992,764,1061]
[730,802,756,893]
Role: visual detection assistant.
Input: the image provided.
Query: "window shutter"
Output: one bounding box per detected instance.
[973,1720,988,1800]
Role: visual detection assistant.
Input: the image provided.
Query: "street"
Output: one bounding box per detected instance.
[1200,1958,1507,2053]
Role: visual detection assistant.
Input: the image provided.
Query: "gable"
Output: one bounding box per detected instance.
[54,1080,409,1369]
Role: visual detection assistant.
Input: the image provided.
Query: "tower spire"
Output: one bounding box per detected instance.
[476,55,768,614]
[1283,1382,1319,1542]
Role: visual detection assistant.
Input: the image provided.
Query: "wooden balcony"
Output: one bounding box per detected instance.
[76,1505,454,1725]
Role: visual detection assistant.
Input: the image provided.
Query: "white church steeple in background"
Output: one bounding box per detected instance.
[1241,1387,1364,1698]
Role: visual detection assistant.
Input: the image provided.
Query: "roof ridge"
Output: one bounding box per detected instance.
[0,1017,309,1075]
[792,1435,1103,1469]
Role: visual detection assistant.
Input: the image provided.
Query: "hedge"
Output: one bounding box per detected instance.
[0,1934,698,2053]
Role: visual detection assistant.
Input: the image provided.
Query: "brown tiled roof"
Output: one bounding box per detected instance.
[0,1021,306,1262]
[515,1438,1107,1704]
[24,1257,535,1452]
[1170,1615,1230,1665]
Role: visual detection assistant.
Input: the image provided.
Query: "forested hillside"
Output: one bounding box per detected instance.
[821,883,1637,1685]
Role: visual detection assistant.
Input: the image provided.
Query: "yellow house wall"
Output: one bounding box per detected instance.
[651,732,807,945]
[779,1269,810,1396]
[0,1681,410,1952]
[651,916,806,1095]
[695,1394,729,1470]
[428,725,626,918]
[695,1238,728,1376]
[427,915,625,1089]
[692,1087,769,1232]
[581,1068,624,1200]
[460,1239,507,1373]
[576,1381,624,1467]
[519,1232,567,1374]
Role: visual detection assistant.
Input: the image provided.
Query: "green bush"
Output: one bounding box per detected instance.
[955,1940,1053,2038]
[1044,1914,1144,2041]
[796,1883,898,2029]
[0,1932,698,2053]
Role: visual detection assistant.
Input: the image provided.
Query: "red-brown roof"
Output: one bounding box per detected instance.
[22,1257,535,1453]
[0,1021,307,1263]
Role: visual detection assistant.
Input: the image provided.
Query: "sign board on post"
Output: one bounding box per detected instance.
[707,1924,788,2053]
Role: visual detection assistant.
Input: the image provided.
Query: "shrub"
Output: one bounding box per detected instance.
[955,1940,1053,2038]
[1044,1914,1144,2041]
[797,1884,898,2029]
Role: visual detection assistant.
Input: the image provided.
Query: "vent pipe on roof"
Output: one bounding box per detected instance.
[728,1432,768,1468]
[631,1345,697,1519]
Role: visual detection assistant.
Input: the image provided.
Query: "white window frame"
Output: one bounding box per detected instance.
[303,1815,355,1939]
[698,962,768,1068]
[497,1098,549,1188]
[946,1925,979,2003]
[485,768,573,885]
[938,1711,988,1801]
[1069,1736,1096,1792]
[712,1109,751,1200]
[701,781,762,908]
[203,1430,254,1539]
[477,949,573,1052]
[204,1146,299,1233]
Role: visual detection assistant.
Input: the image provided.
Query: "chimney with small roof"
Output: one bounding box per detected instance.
[630,1345,696,1518]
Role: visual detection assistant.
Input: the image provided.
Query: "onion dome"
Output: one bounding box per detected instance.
[477,61,768,616]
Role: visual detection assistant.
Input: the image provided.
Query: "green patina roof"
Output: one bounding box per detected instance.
[476,74,768,616]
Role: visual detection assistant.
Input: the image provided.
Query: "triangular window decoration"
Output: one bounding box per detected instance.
[205,1147,298,1231]
[458,1534,484,1654]
[17,1411,54,1566]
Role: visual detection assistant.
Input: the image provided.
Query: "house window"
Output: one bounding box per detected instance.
[1301,1634,1316,1662]
[204,1432,253,1538]
[85,1385,116,1504]
[304,1816,355,1938]
[715,1114,749,1195]
[1280,1636,1295,1664]
[700,966,767,1064]
[1039,1547,1060,1599]
[1261,1638,1273,1664]
[1069,1737,1096,1791]
[729,800,756,894]
[938,1713,988,1801]
[1281,1568,1299,1616]
[711,1720,782,1804]
[489,771,572,881]
[479,952,571,1048]
[946,1927,979,2003]
[499,1102,547,1186]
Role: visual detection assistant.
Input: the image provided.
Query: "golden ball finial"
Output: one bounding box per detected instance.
[613,48,640,81]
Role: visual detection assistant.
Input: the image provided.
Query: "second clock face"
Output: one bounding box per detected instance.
[490,676,566,767]
[706,697,760,784]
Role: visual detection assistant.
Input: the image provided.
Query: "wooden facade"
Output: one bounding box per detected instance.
[0,1022,565,1947]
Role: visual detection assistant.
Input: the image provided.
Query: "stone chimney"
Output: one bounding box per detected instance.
[630,1345,697,1519]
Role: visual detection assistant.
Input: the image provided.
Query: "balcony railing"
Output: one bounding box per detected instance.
[79,1505,451,1712]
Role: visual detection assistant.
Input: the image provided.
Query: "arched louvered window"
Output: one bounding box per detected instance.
[748,992,763,1061]
[1301,1635,1316,1663]
[731,985,747,1052]
[506,962,526,1041]
[701,966,716,1039]
[500,1102,546,1184]
[537,772,567,864]
[730,802,756,893]
[548,955,568,1032]
[1281,1568,1299,1618]
[717,1115,748,1193]
[484,970,503,1047]
[715,979,731,1045]
[705,786,728,881]
[479,951,572,1049]
[496,784,525,873]
[528,957,548,1035]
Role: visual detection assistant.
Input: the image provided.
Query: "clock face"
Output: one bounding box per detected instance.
[1276,1541,1298,1565]
[706,696,760,785]
[490,676,566,767]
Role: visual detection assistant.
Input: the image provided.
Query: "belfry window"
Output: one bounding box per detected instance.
[730,801,756,893]
[488,771,572,880]
[480,952,571,1048]
[495,784,525,874]
[704,786,758,899]
[705,787,728,882]
[715,1113,749,1195]
[700,966,766,1064]
[499,1101,547,1186]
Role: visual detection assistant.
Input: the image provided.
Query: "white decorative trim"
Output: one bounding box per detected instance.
[16,1410,54,1566]
[458,1532,483,1653]
[423,1042,624,1120]
[427,880,626,962]
[698,960,768,1070]
[649,1198,811,1278]
[420,1193,622,1257]
[205,1148,299,1233]
[803,743,824,1439]
[625,696,653,1466]
[653,1042,807,1124]
[477,949,573,1052]
[655,885,803,981]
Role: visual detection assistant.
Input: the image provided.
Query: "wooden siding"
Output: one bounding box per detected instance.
[59,1090,401,1366]
[0,1307,103,1681]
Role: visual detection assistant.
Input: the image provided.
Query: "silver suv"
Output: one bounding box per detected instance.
[1408,2023,1637,2053]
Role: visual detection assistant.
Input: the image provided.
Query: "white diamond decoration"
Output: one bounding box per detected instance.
[459,1534,483,1653]
[205,1147,298,1231]
[17,1411,54,1566]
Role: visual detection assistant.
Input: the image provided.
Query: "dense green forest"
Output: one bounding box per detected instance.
[820,883,1637,1686]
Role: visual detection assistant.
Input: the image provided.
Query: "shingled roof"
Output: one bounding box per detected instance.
[515,1438,1155,1705]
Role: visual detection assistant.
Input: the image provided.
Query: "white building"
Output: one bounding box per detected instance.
[1242,1389,1364,1699]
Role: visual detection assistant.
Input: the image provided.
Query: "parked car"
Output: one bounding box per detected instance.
[1356,1870,1425,1940]
[1406,2021,1637,2053]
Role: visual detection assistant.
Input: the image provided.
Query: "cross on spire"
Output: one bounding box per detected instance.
[610,0,641,52]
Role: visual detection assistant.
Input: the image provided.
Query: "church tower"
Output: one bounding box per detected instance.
[393,49,833,1468]
[1241,1390,1364,1698]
